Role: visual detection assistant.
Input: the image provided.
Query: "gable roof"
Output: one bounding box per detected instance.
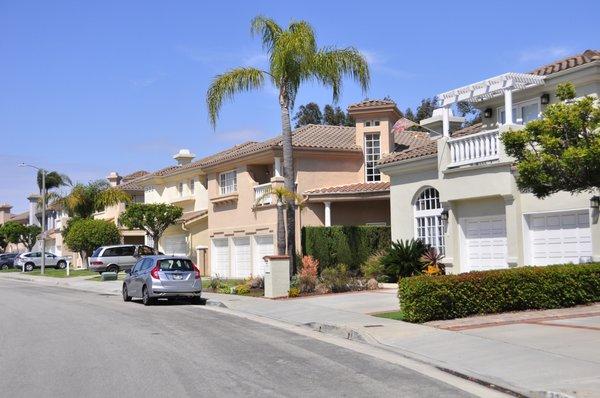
[530,49,600,76]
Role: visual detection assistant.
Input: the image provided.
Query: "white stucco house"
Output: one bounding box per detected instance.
[379,49,600,274]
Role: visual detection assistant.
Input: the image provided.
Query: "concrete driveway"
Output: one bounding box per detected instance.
[288,288,399,314]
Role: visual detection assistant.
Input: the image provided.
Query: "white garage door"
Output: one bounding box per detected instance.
[462,216,507,272]
[233,237,252,278]
[254,235,274,275]
[162,235,187,256]
[211,238,230,277]
[528,210,592,265]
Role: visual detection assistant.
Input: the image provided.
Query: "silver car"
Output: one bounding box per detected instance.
[122,255,202,306]
[88,244,156,274]
[15,252,69,272]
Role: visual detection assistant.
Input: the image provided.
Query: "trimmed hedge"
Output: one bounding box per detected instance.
[302,226,391,272]
[398,263,600,323]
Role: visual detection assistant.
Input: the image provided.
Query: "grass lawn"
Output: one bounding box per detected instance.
[2,268,97,278]
[372,310,406,321]
[89,273,126,282]
[0,268,20,273]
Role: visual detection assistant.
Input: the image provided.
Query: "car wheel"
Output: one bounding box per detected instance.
[142,286,153,306]
[24,263,34,272]
[107,265,119,274]
[1,264,7,270]
[122,284,132,302]
[56,261,67,270]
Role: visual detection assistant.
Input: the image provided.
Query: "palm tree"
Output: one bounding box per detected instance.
[37,170,71,194]
[57,180,131,219]
[207,16,370,269]
[255,186,305,256]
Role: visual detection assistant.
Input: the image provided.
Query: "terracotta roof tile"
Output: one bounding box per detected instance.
[304,181,390,195]
[121,170,148,181]
[379,141,438,165]
[530,49,600,76]
[348,99,397,109]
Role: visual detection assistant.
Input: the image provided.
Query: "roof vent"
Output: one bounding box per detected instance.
[173,149,195,165]
[106,171,122,186]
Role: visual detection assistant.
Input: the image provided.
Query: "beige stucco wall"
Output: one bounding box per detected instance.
[303,200,390,227]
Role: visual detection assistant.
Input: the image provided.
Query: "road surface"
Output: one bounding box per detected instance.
[0,279,477,397]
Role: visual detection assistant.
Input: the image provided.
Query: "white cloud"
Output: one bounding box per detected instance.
[359,48,416,80]
[517,46,573,63]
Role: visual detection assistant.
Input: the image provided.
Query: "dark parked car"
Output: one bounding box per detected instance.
[0,253,19,270]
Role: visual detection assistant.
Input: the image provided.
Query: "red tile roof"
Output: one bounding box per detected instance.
[348,99,397,109]
[304,181,390,195]
[530,49,600,76]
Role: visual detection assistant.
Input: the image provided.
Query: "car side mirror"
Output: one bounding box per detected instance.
[125,269,131,275]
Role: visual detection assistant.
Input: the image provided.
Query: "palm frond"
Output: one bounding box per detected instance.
[97,187,131,209]
[312,47,370,102]
[250,16,283,52]
[206,67,266,127]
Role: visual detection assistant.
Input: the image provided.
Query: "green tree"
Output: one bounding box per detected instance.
[293,102,323,127]
[37,170,71,194]
[456,101,482,127]
[1,222,41,251]
[414,96,438,123]
[501,83,600,198]
[64,218,120,261]
[404,108,416,121]
[323,104,354,126]
[0,229,8,253]
[206,16,369,271]
[255,186,304,256]
[119,203,183,251]
[57,180,131,219]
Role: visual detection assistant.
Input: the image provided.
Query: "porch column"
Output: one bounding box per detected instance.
[441,201,456,274]
[274,157,282,178]
[503,194,521,267]
[324,201,331,227]
[442,106,450,137]
[503,89,513,125]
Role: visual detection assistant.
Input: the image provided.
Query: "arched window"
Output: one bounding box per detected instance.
[414,188,445,254]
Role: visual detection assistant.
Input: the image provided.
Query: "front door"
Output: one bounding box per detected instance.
[461,215,508,272]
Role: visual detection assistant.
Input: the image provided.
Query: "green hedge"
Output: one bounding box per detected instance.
[302,226,391,272]
[398,263,600,323]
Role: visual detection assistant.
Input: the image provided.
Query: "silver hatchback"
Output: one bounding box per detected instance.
[122,255,202,306]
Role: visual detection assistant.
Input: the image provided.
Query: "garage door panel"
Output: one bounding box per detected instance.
[529,210,591,265]
[211,238,230,277]
[233,237,251,278]
[462,216,507,272]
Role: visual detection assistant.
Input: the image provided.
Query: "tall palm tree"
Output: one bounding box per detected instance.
[37,170,72,194]
[57,180,131,219]
[255,186,305,256]
[207,16,370,269]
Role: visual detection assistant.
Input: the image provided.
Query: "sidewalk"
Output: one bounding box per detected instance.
[3,272,598,397]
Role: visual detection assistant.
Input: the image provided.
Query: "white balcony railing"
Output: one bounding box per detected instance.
[448,129,500,167]
[254,183,273,205]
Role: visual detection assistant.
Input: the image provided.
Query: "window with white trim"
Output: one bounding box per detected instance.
[190,178,196,195]
[219,170,237,195]
[177,182,184,197]
[364,133,381,182]
[414,188,445,255]
[498,99,540,125]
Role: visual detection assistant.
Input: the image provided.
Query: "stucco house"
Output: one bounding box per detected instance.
[378,49,600,274]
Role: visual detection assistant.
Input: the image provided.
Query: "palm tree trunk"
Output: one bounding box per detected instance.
[280,99,296,275]
[276,200,286,255]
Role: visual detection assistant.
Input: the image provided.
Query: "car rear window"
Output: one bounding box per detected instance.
[158,259,193,271]
[91,247,103,257]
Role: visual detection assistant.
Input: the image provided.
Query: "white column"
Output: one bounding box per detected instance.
[442,106,450,137]
[274,157,282,178]
[324,201,331,227]
[503,89,513,125]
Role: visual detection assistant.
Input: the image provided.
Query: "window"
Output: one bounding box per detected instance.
[137,246,154,256]
[158,258,194,271]
[121,246,135,256]
[364,120,380,127]
[190,178,196,195]
[498,99,540,125]
[219,170,237,195]
[178,182,184,197]
[364,133,381,182]
[414,188,445,255]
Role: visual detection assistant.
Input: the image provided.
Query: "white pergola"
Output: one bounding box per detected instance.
[436,73,546,136]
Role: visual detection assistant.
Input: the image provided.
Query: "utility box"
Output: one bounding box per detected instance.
[264,255,290,298]
[101,272,118,281]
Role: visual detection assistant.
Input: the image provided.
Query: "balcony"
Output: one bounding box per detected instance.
[254,183,273,206]
[447,129,500,168]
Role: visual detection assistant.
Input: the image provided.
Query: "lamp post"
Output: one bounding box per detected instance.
[19,163,47,275]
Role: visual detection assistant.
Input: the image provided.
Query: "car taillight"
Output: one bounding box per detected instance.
[150,262,160,280]
[90,261,103,265]
[193,263,200,279]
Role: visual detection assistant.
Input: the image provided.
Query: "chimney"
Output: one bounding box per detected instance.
[173,149,195,165]
[27,193,40,226]
[420,108,465,138]
[0,203,12,225]
[107,171,122,187]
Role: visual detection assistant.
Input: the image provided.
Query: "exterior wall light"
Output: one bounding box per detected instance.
[591,196,600,209]
[440,209,449,222]
[540,93,550,105]
[484,108,493,118]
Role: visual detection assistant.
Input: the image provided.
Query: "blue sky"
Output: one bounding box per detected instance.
[1,0,598,212]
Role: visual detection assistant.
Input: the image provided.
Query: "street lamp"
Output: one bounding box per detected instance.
[19,163,47,275]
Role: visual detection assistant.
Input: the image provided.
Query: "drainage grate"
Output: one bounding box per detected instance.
[363,324,384,328]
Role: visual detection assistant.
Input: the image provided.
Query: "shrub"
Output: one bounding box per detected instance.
[288,287,300,298]
[399,263,600,323]
[381,239,428,281]
[360,252,385,279]
[320,263,352,293]
[209,275,226,291]
[64,218,120,260]
[248,275,264,289]
[234,284,250,295]
[297,255,319,293]
[302,226,391,272]
[422,247,445,276]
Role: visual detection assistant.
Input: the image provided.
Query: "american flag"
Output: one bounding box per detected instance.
[391,118,419,134]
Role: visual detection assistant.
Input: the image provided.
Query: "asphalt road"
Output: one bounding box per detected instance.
[0,279,475,397]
